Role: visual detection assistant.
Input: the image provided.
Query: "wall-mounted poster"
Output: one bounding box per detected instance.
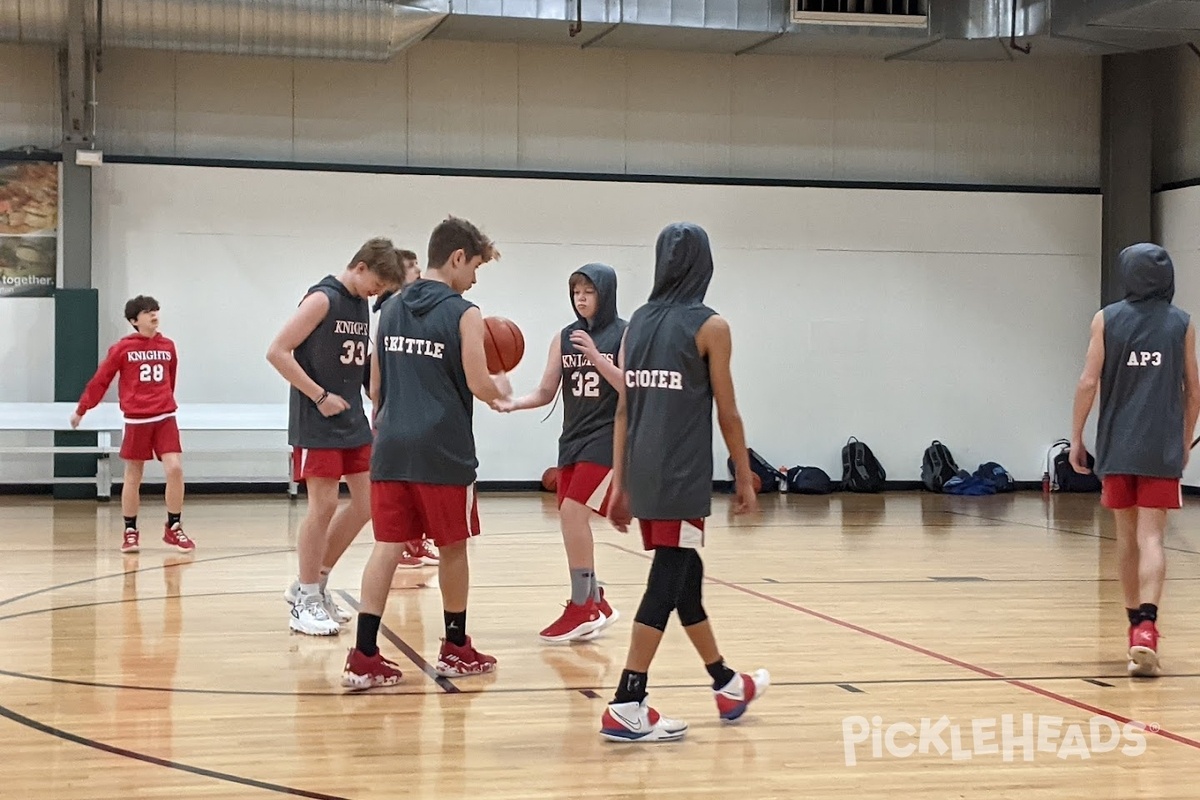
[0,160,58,297]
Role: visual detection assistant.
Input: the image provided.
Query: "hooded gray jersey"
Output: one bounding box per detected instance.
[371,278,479,485]
[1096,243,1192,479]
[288,275,372,450]
[559,263,627,468]
[623,223,718,521]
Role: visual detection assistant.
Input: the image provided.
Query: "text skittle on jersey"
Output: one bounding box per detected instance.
[382,336,446,359]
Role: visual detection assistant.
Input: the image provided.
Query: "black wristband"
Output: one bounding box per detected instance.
[315,390,329,406]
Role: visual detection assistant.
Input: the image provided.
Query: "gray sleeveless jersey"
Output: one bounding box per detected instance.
[288,275,372,450]
[559,263,626,468]
[1096,244,1191,479]
[623,223,718,521]
[371,279,479,485]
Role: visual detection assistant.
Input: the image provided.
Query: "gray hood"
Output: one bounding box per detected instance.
[1121,243,1175,304]
[649,222,713,305]
[400,278,460,317]
[570,262,619,331]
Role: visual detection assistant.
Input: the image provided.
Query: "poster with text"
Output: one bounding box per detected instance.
[0,160,59,297]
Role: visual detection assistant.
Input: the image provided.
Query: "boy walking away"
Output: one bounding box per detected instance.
[600,222,768,742]
[71,295,193,554]
[1070,242,1200,677]
[495,263,626,643]
[343,217,510,688]
[268,238,402,636]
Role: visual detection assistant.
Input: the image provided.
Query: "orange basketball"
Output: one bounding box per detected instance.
[751,473,762,493]
[483,316,524,374]
[541,467,558,493]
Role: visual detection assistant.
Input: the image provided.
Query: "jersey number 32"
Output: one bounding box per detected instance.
[571,371,600,398]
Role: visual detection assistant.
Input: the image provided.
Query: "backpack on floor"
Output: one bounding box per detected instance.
[728,448,784,493]
[973,462,1015,493]
[786,465,834,495]
[1047,439,1101,493]
[920,440,960,493]
[841,437,886,493]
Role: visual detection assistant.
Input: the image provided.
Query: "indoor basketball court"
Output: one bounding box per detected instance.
[5,0,1200,796]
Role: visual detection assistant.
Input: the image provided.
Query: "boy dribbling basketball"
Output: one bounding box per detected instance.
[495,264,626,642]
[343,216,510,688]
[71,295,194,554]
[268,238,402,637]
[600,222,768,742]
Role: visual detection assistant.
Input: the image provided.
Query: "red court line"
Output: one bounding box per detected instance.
[604,541,1200,752]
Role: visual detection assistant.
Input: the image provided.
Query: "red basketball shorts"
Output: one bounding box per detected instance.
[371,481,480,548]
[556,461,614,515]
[120,416,182,462]
[639,518,706,551]
[1101,475,1182,510]
[292,444,371,481]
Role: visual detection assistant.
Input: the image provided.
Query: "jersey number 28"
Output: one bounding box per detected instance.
[138,363,164,382]
[340,340,366,366]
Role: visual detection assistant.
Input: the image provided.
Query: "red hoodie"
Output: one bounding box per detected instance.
[75,332,179,422]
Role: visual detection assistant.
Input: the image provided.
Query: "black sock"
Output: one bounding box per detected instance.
[1127,607,1141,625]
[1138,603,1158,623]
[356,613,381,657]
[706,658,737,690]
[444,610,467,647]
[167,512,181,529]
[614,669,648,704]
[124,516,137,531]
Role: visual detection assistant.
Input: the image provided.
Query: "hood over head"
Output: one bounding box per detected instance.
[649,222,713,305]
[1120,243,1175,303]
[570,262,619,331]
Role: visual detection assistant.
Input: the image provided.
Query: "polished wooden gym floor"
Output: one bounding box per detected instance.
[1,489,1197,798]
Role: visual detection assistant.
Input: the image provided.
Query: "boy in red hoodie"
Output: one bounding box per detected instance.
[71,295,194,554]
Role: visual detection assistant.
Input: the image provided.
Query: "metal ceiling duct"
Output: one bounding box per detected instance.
[0,0,1195,60]
[0,0,449,60]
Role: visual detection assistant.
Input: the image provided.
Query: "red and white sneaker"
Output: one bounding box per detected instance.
[1128,621,1161,677]
[342,648,404,690]
[395,549,425,569]
[714,669,770,722]
[435,636,497,677]
[120,528,140,554]
[597,588,619,629]
[411,538,439,566]
[539,597,605,643]
[600,700,688,743]
[163,523,195,553]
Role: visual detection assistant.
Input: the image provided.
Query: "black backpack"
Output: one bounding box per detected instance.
[921,440,960,493]
[841,437,886,493]
[1048,439,1101,493]
[727,448,784,493]
[786,465,834,495]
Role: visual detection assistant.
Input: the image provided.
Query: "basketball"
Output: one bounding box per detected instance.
[541,466,558,492]
[483,316,524,374]
[752,473,762,493]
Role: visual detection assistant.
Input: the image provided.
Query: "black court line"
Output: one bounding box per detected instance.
[837,684,865,693]
[5,662,1200,698]
[0,547,295,609]
[336,591,460,694]
[0,701,350,799]
[579,689,601,699]
[0,589,280,623]
[943,509,1200,557]
[1085,679,1114,687]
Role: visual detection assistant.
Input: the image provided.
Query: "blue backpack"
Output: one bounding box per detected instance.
[973,462,1015,493]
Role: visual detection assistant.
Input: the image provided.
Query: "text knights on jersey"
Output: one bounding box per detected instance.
[126,350,173,361]
[562,353,615,369]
